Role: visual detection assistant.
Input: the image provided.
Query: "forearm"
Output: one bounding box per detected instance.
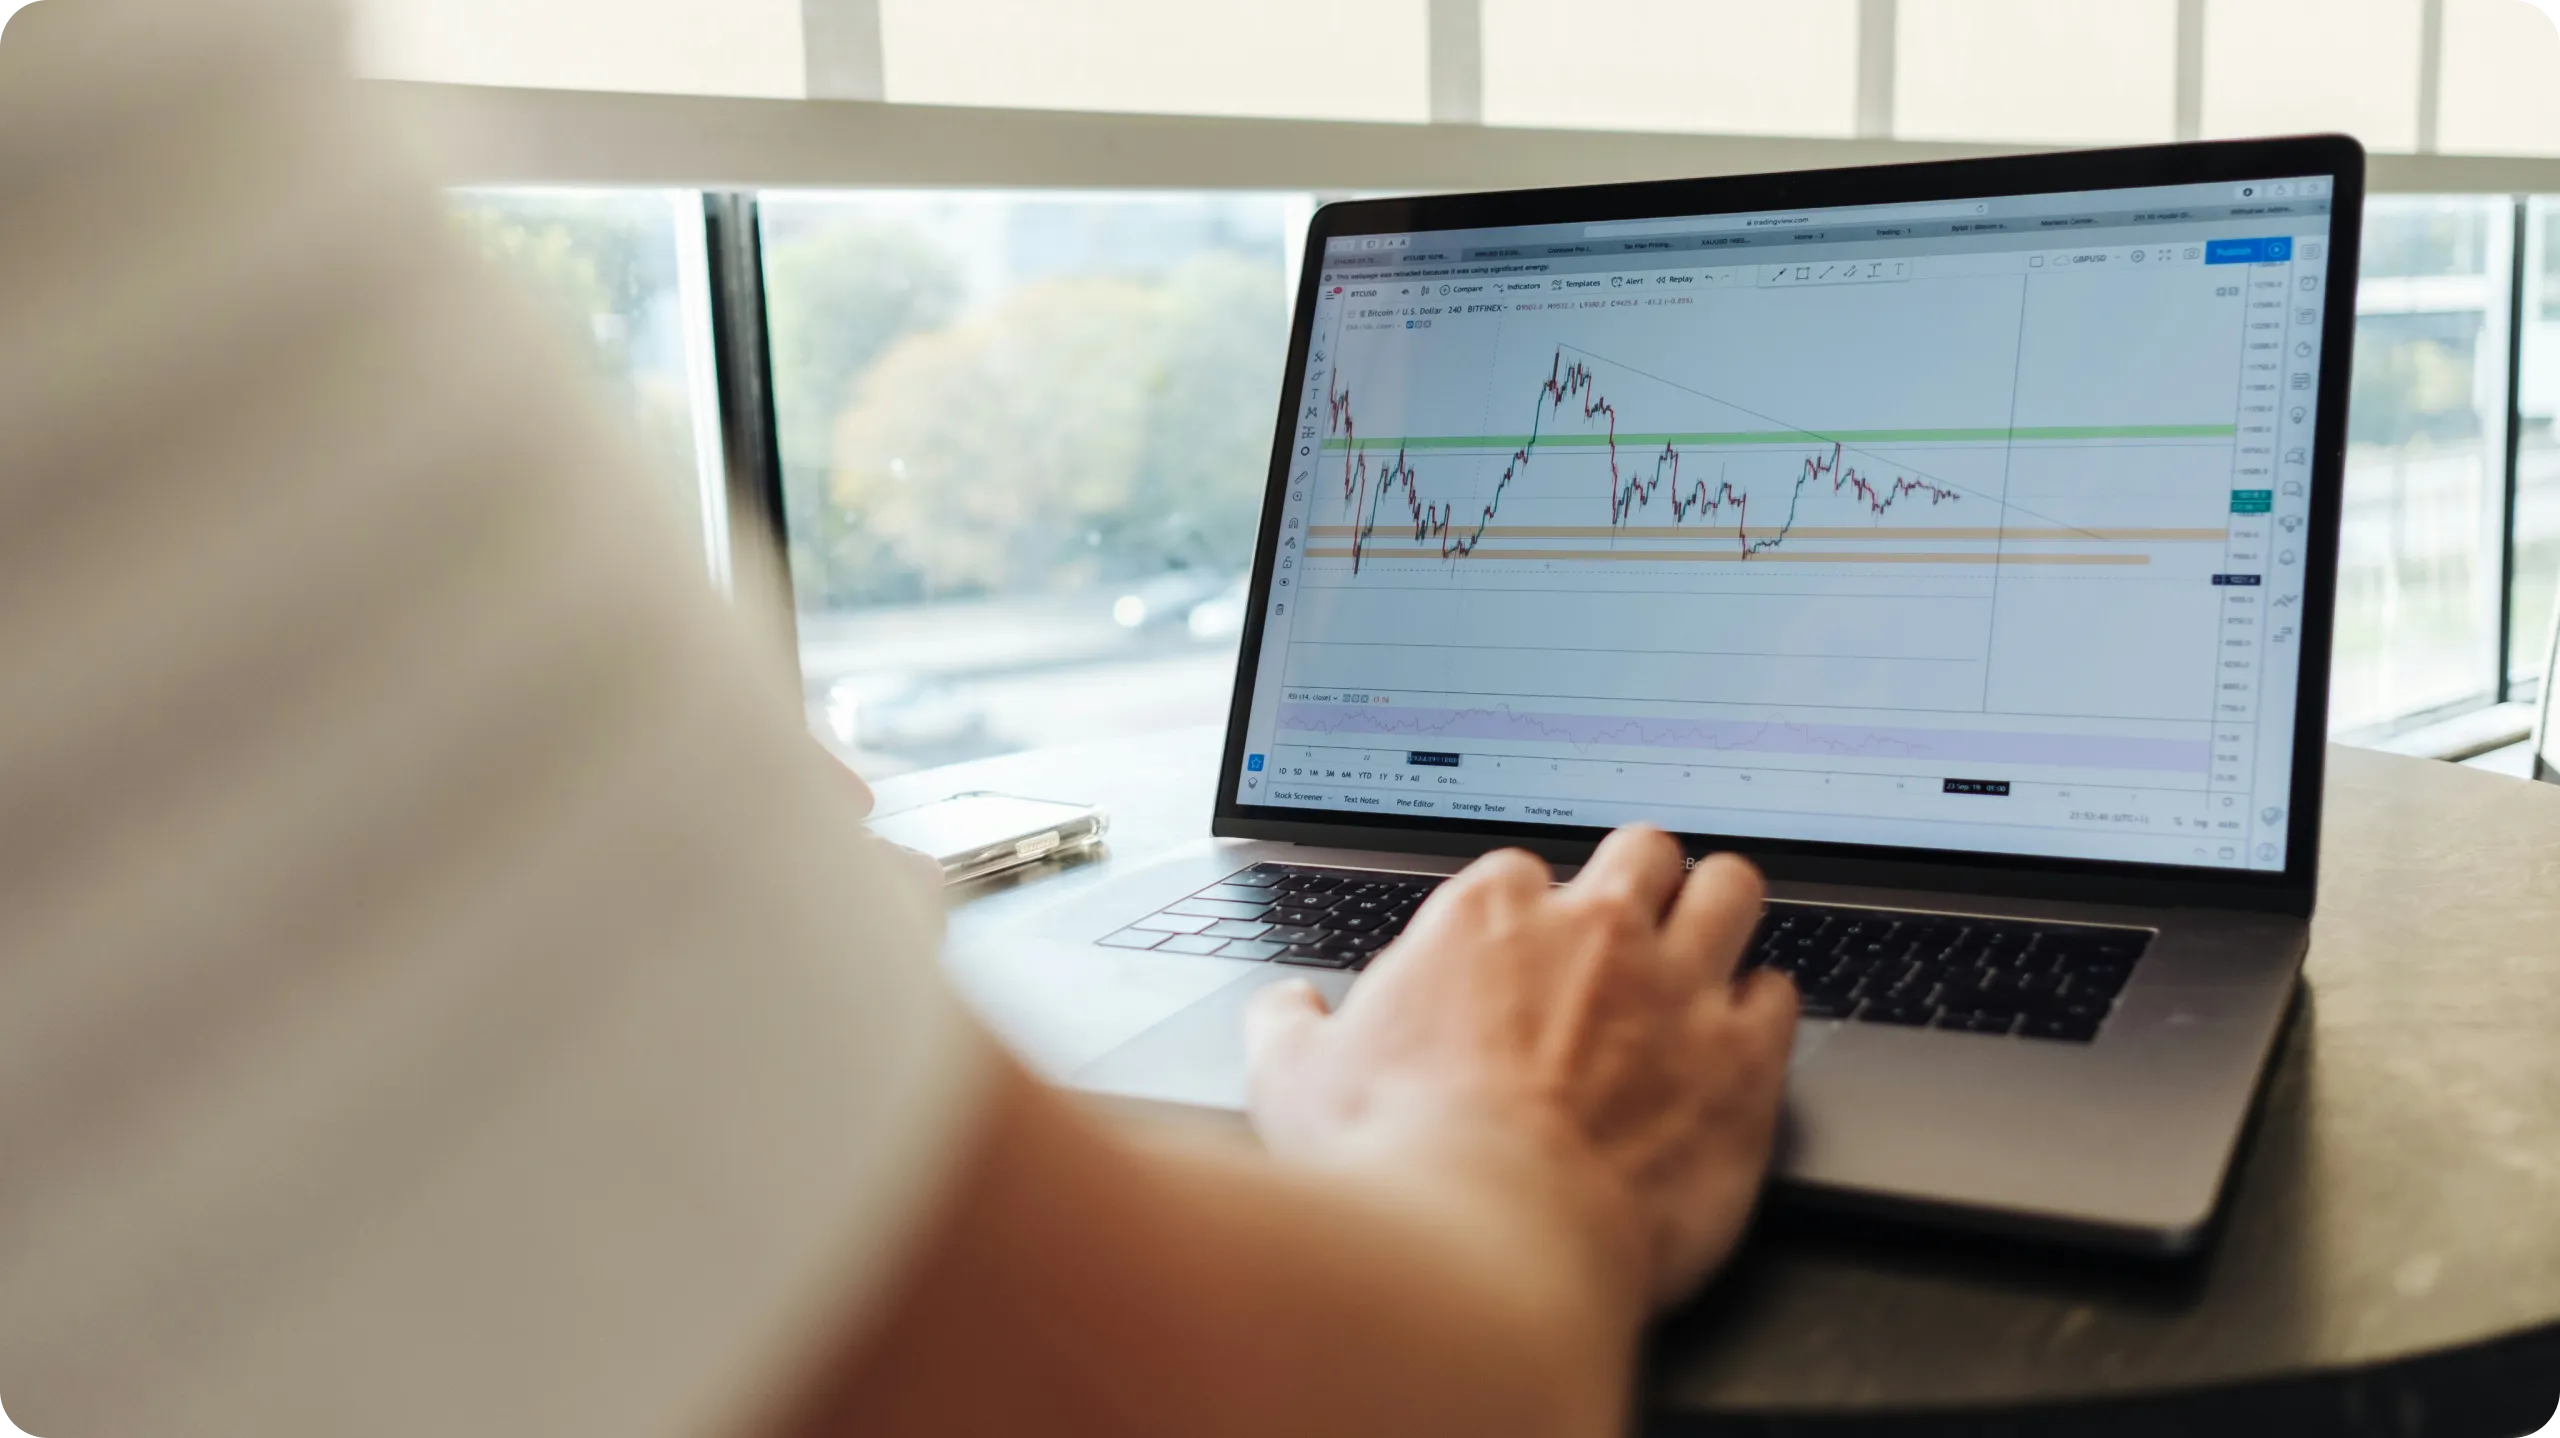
[789,1060,1639,1438]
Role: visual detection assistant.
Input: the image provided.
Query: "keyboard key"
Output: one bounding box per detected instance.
[1131,912,1213,935]
[1197,884,1281,905]
[1316,943,1372,966]
[1798,996,1856,1021]
[2064,962,2132,998]
[1167,898,1273,922]
[2013,971,2065,1000]
[1203,919,1272,940]
[1337,931,1392,951]
[1157,934,1231,955]
[2047,929,2151,963]
[1334,914,1387,934]
[1261,925,1325,945]
[2002,948,2062,978]
[1098,929,1166,950]
[1281,875,1342,895]
[1229,865,1289,888]
[2023,1014,2102,1042]
[1860,1003,1936,1027]
[1218,939,1286,961]
[1277,945,1356,969]
[1270,906,1335,927]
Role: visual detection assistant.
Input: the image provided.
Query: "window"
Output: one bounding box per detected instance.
[760,191,1308,773]
[2331,196,2514,732]
[1895,0,2178,146]
[392,8,2560,756]
[879,1,1429,122]
[2515,198,2560,688]
[448,189,730,575]
[1481,0,1860,138]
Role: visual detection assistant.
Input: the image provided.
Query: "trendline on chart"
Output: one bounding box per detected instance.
[1323,349,1964,573]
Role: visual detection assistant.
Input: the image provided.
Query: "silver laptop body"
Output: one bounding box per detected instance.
[961,137,2363,1255]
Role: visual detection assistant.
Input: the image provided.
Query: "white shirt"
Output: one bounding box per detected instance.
[0,2,987,1434]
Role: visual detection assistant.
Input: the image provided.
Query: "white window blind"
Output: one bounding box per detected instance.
[878,0,1429,121]
[351,0,804,98]
[2439,0,2560,156]
[1895,0,2179,145]
[2202,0,2423,150]
[1480,0,1859,138]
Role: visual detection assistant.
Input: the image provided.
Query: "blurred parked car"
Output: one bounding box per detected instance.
[824,672,990,755]
[1111,569,1237,633]
[1184,574,1250,640]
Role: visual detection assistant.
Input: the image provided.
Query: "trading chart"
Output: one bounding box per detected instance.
[1236,195,2331,872]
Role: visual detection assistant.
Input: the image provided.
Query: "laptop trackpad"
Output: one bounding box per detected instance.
[1073,967,1360,1111]
[1074,965,1845,1112]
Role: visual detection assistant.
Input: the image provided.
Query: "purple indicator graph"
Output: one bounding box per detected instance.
[1276,702,2210,774]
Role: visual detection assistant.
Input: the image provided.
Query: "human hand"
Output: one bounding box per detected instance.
[1244,829,1796,1315]
[818,742,947,892]
[821,740,879,819]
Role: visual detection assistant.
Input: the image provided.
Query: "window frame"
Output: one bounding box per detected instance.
[397,79,2560,746]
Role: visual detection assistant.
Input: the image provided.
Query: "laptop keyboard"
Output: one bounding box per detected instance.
[1100,864,2152,1043]
[1734,901,2149,1042]
[1100,863,1442,969]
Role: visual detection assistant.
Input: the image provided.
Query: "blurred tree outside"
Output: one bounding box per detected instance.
[2361,201,2491,281]
[762,218,967,610]
[449,191,707,544]
[2349,311,2487,448]
[761,200,1288,611]
[824,252,1282,605]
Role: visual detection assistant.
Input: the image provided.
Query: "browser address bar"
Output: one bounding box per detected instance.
[1587,200,1990,238]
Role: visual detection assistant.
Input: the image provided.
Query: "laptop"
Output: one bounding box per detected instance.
[967,136,2361,1255]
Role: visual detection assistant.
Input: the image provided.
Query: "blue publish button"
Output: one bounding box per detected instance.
[2207,237,2294,264]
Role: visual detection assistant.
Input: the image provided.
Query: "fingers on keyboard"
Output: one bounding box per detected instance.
[1106,865,1442,973]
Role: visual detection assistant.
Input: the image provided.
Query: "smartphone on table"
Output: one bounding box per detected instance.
[867,792,1109,885]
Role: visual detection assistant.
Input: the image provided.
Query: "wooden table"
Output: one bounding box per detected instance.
[874,730,2560,1437]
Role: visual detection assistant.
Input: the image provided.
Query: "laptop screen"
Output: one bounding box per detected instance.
[1230,173,2339,874]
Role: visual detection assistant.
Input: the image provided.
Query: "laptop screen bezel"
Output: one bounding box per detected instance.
[1212,135,2364,916]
